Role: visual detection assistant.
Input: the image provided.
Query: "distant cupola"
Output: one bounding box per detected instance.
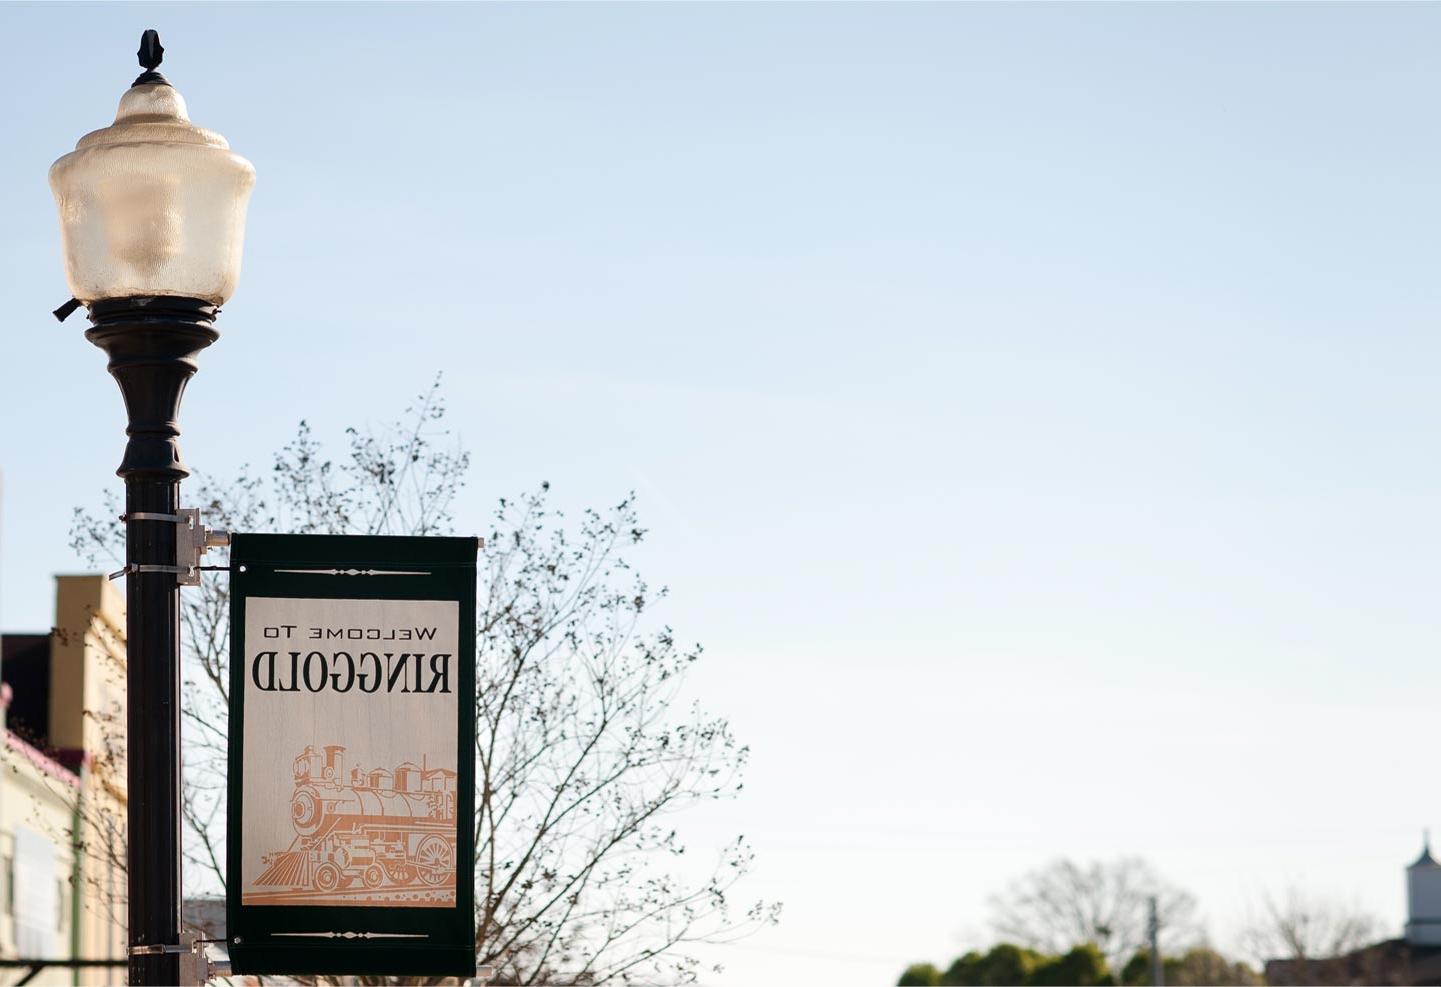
[1406,831,1441,945]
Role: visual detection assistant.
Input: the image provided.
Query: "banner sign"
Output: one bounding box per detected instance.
[227,533,477,977]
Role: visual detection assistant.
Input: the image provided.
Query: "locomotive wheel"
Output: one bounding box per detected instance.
[415,835,453,886]
[363,864,386,889]
[386,864,416,885]
[314,863,342,893]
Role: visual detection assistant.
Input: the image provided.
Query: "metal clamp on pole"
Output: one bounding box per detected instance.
[114,507,231,586]
[108,563,192,581]
[128,944,190,956]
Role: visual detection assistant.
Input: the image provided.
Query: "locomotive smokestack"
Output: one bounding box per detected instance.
[323,744,346,782]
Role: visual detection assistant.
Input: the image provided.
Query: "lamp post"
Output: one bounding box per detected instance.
[49,31,254,987]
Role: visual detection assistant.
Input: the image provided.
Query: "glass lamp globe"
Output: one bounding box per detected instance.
[49,51,255,307]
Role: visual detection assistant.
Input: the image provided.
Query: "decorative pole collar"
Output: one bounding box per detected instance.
[133,29,170,88]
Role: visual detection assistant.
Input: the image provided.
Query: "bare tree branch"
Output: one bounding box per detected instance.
[989,857,1200,972]
[69,377,778,984]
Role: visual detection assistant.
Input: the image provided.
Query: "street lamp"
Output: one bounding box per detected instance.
[49,30,254,987]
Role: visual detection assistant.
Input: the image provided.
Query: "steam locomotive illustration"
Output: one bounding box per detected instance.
[252,744,457,896]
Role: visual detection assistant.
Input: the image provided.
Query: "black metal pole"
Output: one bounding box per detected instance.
[86,296,218,987]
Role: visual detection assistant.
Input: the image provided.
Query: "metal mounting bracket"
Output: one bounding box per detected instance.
[110,508,231,586]
[128,943,190,956]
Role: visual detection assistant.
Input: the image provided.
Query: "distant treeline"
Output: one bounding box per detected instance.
[898,942,1262,986]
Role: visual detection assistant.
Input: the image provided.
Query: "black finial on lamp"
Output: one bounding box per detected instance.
[133,29,169,87]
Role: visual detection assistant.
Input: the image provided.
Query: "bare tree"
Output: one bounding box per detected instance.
[988,857,1199,971]
[1241,887,1386,986]
[71,379,778,983]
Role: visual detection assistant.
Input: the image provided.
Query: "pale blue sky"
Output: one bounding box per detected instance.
[4,3,1441,984]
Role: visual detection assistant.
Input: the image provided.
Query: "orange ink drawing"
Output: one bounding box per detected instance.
[244,744,457,907]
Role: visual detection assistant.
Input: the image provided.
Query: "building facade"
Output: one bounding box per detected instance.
[0,575,127,984]
[1265,836,1441,986]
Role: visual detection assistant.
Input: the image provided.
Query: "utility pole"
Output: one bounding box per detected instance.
[1148,895,1163,987]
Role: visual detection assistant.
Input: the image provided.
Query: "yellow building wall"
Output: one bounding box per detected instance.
[51,575,128,975]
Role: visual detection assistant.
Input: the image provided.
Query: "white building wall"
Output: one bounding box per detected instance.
[0,734,78,985]
[1407,857,1441,946]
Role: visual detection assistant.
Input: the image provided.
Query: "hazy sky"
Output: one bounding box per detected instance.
[4,3,1441,984]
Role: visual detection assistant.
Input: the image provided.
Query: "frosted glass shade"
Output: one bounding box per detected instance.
[49,83,255,306]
